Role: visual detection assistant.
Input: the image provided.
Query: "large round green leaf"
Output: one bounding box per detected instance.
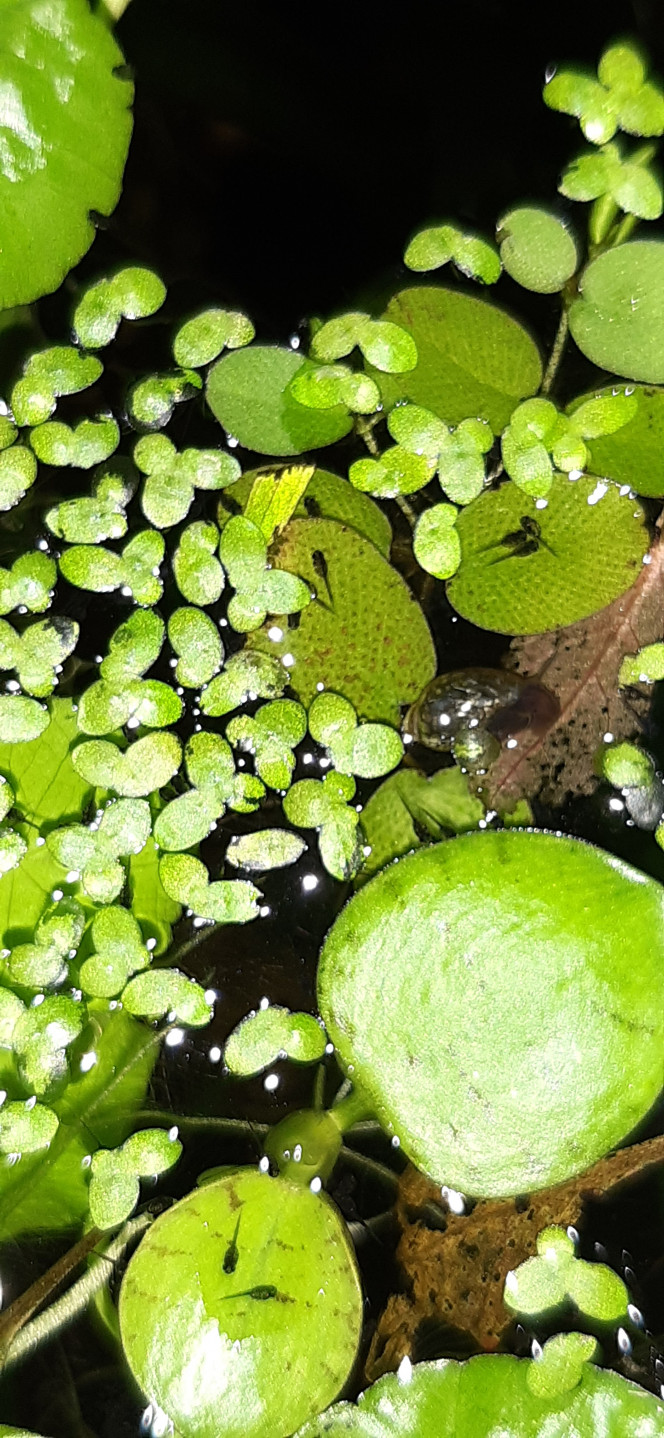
[569,242,664,382]
[247,518,436,723]
[318,831,664,1198]
[567,384,664,496]
[119,1169,362,1438]
[296,1355,664,1437]
[370,287,542,430]
[206,348,353,455]
[0,0,133,307]
[446,474,648,634]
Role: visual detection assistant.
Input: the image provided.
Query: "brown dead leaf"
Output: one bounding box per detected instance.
[484,535,664,810]
[365,1133,664,1382]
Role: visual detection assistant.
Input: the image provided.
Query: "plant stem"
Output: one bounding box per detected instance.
[394,493,417,529]
[329,1087,375,1134]
[339,1145,399,1189]
[135,1109,269,1137]
[2,1212,153,1372]
[0,1227,104,1353]
[541,306,569,396]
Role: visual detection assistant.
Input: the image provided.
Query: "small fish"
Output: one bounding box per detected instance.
[222,1212,242,1275]
[222,1284,278,1301]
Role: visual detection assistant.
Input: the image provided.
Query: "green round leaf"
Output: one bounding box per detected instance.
[119,1169,363,1438]
[153,789,221,852]
[569,241,664,382]
[497,207,579,293]
[73,268,166,350]
[567,383,664,497]
[413,504,461,579]
[318,830,664,1197]
[0,446,37,511]
[122,968,211,1027]
[225,1005,325,1075]
[0,0,133,308]
[173,309,255,368]
[168,607,223,688]
[206,347,353,456]
[370,287,542,430]
[0,696,48,743]
[298,1355,664,1438]
[226,829,307,872]
[603,741,654,788]
[72,732,182,798]
[446,474,648,634]
[248,519,436,724]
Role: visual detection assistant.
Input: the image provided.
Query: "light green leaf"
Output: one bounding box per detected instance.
[298,1352,664,1437]
[173,521,224,605]
[0,0,133,309]
[168,606,224,687]
[10,347,103,426]
[153,789,222,853]
[127,369,202,430]
[0,989,26,1047]
[308,692,356,746]
[566,383,664,497]
[217,467,392,558]
[206,346,353,456]
[0,828,26,876]
[122,968,212,1027]
[159,852,260,925]
[619,642,664,684]
[29,416,119,468]
[136,432,240,528]
[330,724,404,779]
[120,1170,362,1438]
[248,518,436,724]
[100,608,164,685]
[45,474,134,545]
[369,287,542,431]
[127,836,181,956]
[404,223,501,283]
[0,696,49,743]
[319,830,664,1196]
[0,698,91,825]
[173,308,255,367]
[0,446,38,511]
[0,615,78,697]
[225,1005,325,1075]
[0,1102,58,1155]
[200,651,288,718]
[447,475,648,634]
[226,829,306,872]
[73,267,166,349]
[71,732,182,797]
[349,447,435,498]
[527,1333,599,1401]
[0,1007,157,1240]
[57,546,123,594]
[357,765,484,885]
[245,464,315,542]
[413,504,461,579]
[603,741,654,788]
[497,207,579,293]
[0,551,56,615]
[569,241,664,381]
[121,1127,183,1176]
[89,1165,139,1230]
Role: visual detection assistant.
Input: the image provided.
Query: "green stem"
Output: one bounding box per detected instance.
[611,212,640,246]
[329,1087,375,1135]
[541,306,569,397]
[136,1109,268,1137]
[2,1212,153,1372]
[394,493,417,529]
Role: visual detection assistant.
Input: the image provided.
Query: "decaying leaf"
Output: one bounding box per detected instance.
[485,535,664,809]
[366,1133,664,1382]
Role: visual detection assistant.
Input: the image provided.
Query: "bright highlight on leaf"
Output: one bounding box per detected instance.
[226,829,306,872]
